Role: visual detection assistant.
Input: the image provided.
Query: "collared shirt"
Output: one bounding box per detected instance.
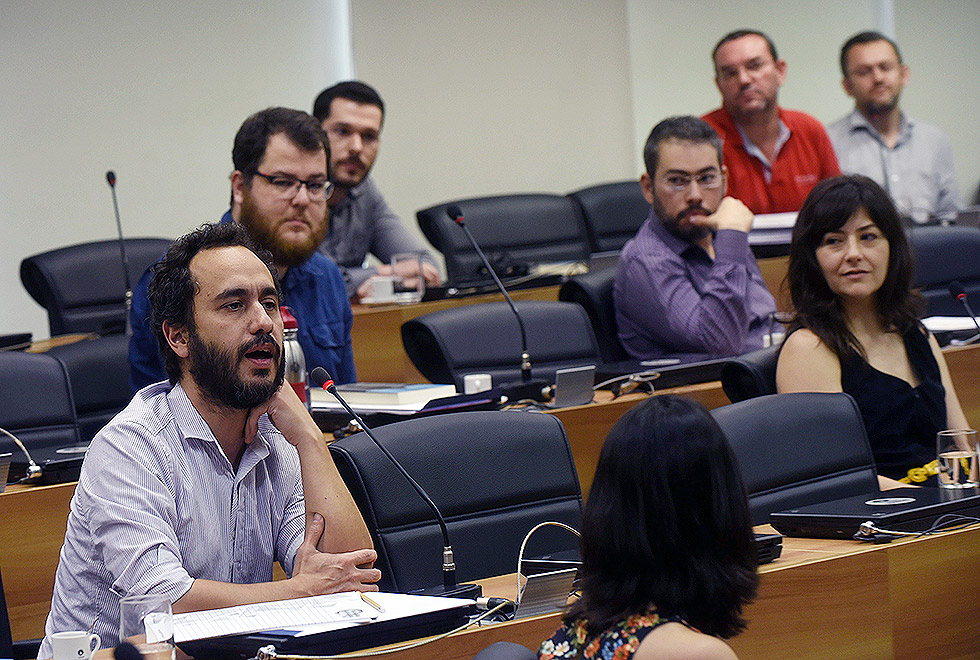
[319,176,437,296]
[736,121,791,184]
[39,382,306,656]
[703,107,841,214]
[128,211,356,391]
[827,110,961,224]
[614,210,777,362]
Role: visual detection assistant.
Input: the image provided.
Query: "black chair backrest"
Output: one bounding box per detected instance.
[711,392,879,525]
[472,642,538,660]
[416,195,590,285]
[558,267,628,363]
[568,180,648,253]
[330,411,583,592]
[0,351,81,467]
[401,301,601,389]
[720,344,781,403]
[908,226,980,316]
[20,237,172,336]
[45,334,132,442]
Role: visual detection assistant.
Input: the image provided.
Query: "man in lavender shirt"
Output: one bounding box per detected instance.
[614,116,777,362]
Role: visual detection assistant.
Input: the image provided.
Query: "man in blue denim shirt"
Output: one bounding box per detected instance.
[130,107,356,391]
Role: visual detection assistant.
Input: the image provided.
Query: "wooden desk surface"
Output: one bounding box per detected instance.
[351,285,561,382]
[354,525,980,660]
[3,344,975,645]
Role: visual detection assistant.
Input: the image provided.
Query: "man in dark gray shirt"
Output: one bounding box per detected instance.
[313,81,441,299]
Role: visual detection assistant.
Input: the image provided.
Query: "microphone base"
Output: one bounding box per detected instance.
[409,582,483,600]
[499,379,553,404]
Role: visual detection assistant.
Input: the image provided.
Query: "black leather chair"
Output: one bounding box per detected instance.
[568,180,647,253]
[401,301,601,390]
[557,267,628,364]
[45,334,132,442]
[711,392,879,525]
[20,237,172,336]
[908,225,980,316]
[472,642,537,660]
[0,351,82,481]
[330,411,583,593]
[416,195,590,285]
[720,344,781,403]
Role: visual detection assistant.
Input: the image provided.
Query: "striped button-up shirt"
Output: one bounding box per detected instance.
[39,382,306,656]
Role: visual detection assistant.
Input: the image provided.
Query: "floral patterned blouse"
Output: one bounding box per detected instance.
[538,612,688,660]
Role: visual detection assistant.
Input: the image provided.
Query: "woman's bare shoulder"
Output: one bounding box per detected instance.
[776,329,842,393]
[635,622,738,660]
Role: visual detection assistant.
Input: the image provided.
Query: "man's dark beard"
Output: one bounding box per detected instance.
[653,195,713,242]
[238,192,327,267]
[861,97,899,117]
[188,330,285,410]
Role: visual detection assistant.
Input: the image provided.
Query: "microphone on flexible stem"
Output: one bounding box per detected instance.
[445,205,552,403]
[311,367,481,600]
[949,281,980,346]
[106,170,133,335]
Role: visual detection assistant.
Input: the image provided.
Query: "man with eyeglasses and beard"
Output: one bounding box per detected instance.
[129,107,356,391]
[614,116,777,362]
[40,222,379,656]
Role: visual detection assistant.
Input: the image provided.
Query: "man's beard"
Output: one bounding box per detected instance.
[188,329,285,410]
[238,193,327,268]
[653,194,714,243]
[860,93,900,117]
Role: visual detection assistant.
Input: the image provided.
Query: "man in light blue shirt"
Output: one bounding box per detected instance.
[827,31,961,224]
[41,223,379,656]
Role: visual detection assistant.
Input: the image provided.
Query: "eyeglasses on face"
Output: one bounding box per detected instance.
[660,171,723,193]
[251,171,333,200]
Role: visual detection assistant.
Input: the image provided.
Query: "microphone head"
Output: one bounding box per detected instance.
[445,204,464,225]
[311,366,334,389]
[950,280,967,300]
[106,170,116,187]
[114,642,145,660]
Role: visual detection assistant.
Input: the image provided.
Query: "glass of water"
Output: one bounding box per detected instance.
[936,429,979,489]
[120,593,176,660]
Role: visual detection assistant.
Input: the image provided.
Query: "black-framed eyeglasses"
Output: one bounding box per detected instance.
[660,171,724,193]
[251,171,333,200]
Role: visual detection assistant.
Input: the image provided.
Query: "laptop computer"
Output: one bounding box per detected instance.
[7,443,89,485]
[770,487,980,539]
[523,532,783,573]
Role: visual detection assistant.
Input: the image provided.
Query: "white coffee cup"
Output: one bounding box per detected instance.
[51,630,101,660]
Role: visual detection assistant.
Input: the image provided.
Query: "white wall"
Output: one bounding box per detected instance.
[350,0,637,225]
[0,1,350,339]
[2,0,978,341]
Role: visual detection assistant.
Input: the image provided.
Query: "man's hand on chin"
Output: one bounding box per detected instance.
[291,513,382,595]
[246,381,320,448]
[701,196,754,234]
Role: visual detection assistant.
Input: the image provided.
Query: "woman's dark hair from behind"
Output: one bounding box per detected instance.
[564,395,758,639]
[787,174,923,360]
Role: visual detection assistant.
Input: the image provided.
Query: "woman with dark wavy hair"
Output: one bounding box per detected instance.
[777,174,968,483]
[538,395,758,660]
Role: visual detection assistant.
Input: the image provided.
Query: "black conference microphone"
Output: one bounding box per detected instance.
[949,281,980,345]
[114,642,145,660]
[445,205,552,403]
[311,367,481,600]
[106,170,134,335]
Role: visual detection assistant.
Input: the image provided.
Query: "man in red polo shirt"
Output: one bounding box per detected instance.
[703,30,840,214]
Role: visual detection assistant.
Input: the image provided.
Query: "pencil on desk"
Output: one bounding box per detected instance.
[360,591,385,613]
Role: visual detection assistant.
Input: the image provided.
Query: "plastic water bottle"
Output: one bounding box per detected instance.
[280,306,309,407]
